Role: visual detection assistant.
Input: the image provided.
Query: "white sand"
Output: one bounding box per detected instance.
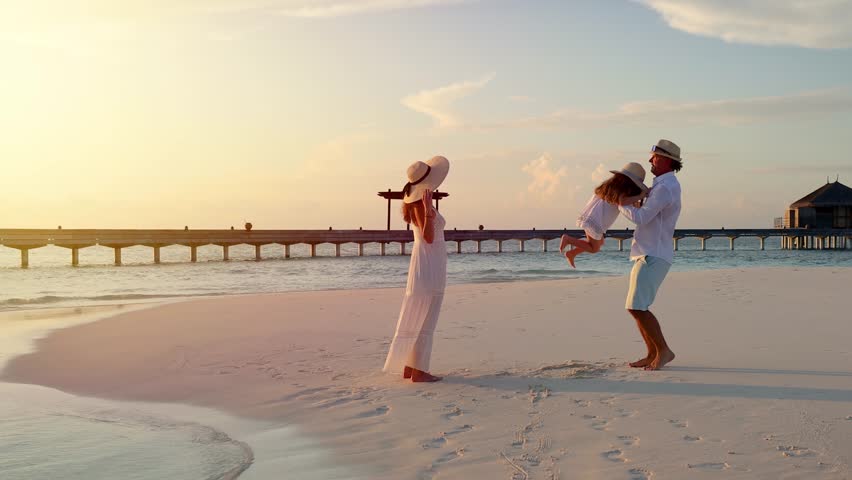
[4,267,852,479]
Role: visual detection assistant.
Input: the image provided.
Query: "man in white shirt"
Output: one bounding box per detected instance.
[618,139,683,370]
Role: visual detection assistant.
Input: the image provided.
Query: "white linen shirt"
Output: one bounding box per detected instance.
[618,172,682,264]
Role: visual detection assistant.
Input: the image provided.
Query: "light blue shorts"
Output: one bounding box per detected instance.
[625,255,671,311]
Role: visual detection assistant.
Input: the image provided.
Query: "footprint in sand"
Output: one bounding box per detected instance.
[687,462,730,471]
[667,419,688,428]
[355,405,390,418]
[615,408,636,418]
[602,449,627,463]
[683,435,702,442]
[433,449,464,465]
[417,448,464,480]
[442,405,463,420]
[628,467,653,479]
[443,424,473,437]
[591,419,611,431]
[619,435,639,446]
[528,385,550,404]
[421,437,447,449]
[777,446,815,458]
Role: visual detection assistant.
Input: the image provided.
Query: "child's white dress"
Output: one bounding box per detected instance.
[576,194,619,240]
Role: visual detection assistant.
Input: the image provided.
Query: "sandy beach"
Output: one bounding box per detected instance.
[4,267,851,479]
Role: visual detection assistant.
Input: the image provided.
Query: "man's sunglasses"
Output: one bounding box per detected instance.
[651,145,674,157]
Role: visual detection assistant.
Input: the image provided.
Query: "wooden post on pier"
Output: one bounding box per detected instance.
[542,239,548,252]
[153,246,161,263]
[498,240,503,253]
[399,242,406,255]
[71,248,79,266]
[191,245,198,262]
[114,247,122,266]
[358,243,364,256]
[700,237,708,251]
[673,237,681,251]
[284,244,291,258]
[618,238,624,251]
[476,240,482,253]
[519,240,525,252]
[20,248,29,268]
[223,245,229,261]
[728,236,737,251]
[380,243,386,256]
[255,244,262,260]
[456,240,462,253]
[758,236,766,251]
[335,243,341,257]
[310,244,317,257]
[379,189,449,231]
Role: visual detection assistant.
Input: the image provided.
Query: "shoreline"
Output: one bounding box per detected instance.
[4,267,852,478]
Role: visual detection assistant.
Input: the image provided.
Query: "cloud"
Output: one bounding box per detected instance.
[590,163,610,183]
[638,0,852,49]
[401,73,495,128]
[508,95,534,103]
[489,88,852,130]
[749,165,852,175]
[269,0,476,17]
[522,153,567,199]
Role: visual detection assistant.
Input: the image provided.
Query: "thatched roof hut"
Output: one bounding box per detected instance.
[785,181,852,228]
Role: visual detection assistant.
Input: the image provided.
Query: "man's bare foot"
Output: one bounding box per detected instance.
[559,235,576,252]
[565,250,578,268]
[643,349,675,371]
[411,369,442,382]
[629,356,654,368]
[403,366,413,379]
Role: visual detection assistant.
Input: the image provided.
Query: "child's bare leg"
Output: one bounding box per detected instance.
[564,237,604,268]
[570,237,603,253]
[559,234,576,252]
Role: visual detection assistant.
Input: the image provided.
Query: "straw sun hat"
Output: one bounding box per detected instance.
[609,162,649,192]
[402,156,450,204]
[650,139,683,162]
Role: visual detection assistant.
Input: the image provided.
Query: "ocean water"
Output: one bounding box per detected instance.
[0,236,849,479]
[1,236,849,311]
[0,307,360,480]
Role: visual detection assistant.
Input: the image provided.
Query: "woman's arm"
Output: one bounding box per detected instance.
[415,189,436,244]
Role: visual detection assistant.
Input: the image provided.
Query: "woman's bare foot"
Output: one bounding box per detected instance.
[411,369,442,382]
[629,356,654,368]
[643,349,675,371]
[559,235,576,252]
[403,366,413,379]
[565,249,579,268]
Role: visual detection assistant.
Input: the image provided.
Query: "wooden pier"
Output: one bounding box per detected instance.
[0,228,849,268]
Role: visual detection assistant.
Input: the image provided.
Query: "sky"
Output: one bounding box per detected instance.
[2,0,852,230]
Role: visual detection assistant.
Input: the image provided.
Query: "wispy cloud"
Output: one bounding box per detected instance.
[270,0,476,17]
[749,165,852,175]
[402,74,495,128]
[638,0,852,49]
[489,88,852,130]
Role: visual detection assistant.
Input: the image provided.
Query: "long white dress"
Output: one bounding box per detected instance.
[383,209,447,374]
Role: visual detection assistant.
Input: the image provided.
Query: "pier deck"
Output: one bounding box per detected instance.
[1,228,849,267]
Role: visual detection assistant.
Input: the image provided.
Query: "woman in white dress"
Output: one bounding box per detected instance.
[383,156,449,383]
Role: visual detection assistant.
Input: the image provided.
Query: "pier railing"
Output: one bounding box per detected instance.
[1,228,849,268]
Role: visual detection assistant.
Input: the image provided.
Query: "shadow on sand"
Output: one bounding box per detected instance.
[443,366,852,402]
